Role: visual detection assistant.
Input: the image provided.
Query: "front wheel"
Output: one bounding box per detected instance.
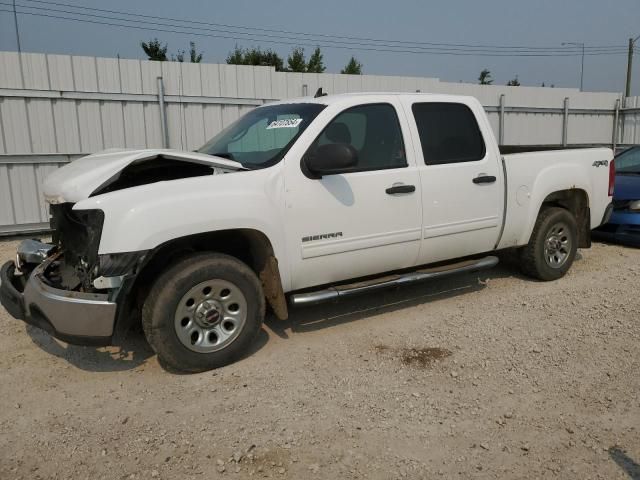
[142,253,265,373]
[520,207,578,281]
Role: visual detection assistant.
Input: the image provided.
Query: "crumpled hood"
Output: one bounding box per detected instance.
[42,148,244,204]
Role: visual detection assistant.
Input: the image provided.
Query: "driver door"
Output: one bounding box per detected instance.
[284,100,423,291]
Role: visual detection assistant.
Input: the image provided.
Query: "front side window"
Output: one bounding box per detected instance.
[412,102,486,165]
[198,103,325,169]
[307,103,407,171]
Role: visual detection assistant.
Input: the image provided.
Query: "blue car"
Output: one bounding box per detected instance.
[595,146,640,246]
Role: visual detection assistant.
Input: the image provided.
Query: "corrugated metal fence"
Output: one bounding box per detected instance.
[0,51,638,235]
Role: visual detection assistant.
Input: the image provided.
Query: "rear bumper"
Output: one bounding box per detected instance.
[594,210,640,247]
[593,225,640,246]
[0,256,116,346]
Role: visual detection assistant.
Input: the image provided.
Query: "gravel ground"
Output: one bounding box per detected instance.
[0,238,639,480]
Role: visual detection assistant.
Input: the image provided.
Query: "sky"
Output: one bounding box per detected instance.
[0,0,639,94]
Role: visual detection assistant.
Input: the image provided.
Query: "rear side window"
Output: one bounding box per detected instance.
[412,103,486,165]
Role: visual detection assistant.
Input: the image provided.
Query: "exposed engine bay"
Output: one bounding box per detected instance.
[90,156,218,196]
[15,205,103,289]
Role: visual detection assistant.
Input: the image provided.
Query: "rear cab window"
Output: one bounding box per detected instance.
[411,102,486,165]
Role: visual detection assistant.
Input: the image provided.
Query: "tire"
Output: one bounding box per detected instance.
[520,207,578,281]
[142,252,265,373]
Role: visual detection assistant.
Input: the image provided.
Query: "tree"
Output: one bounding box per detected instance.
[478,69,493,85]
[260,51,285,71]
[188,42,203,63]
[506,75,521,86]
[341,56,363,75]
[142,39,202,62]
[173,42,203,63]
[226,46,245,65]
[287,48,307,72]
[306,47,326,73]
[226,46,284,71]
[141,38,168,61]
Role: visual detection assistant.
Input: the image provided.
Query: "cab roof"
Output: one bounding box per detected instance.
[261,92,478,108]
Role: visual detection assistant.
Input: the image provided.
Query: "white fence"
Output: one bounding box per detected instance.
[0,51,638,235]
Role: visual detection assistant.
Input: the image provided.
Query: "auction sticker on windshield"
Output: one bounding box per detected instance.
[266,118,303,129]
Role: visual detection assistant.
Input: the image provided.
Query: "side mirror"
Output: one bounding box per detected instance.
[304,143,358,177]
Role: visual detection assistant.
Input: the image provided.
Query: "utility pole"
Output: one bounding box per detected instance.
[625,37,635,98]
[12,0,21,53]
[579,43,584,91]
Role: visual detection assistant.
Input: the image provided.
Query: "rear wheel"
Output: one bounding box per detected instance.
[142,253,265,373]
[520,207,578,281]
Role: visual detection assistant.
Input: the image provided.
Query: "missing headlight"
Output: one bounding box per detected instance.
[97,251,148,277]
[50,204,104,289]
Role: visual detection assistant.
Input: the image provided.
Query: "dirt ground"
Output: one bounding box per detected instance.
[0,238,638,480]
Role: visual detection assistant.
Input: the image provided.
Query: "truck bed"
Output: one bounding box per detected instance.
[497,147,613,250]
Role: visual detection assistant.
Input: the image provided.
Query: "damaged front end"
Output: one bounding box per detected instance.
[0,205,145,346]
[1,148,244,346]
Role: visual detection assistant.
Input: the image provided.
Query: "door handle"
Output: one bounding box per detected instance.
[386,184,416,195]
[472,175,497,184]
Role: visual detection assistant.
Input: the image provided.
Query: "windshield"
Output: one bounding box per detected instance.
[198,103,326,169]
[615,147,640,174]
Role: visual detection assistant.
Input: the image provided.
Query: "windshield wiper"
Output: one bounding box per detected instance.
[617,170,640,175]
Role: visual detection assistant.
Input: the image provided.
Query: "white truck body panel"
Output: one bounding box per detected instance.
[498,148,612,249]
[74,165,293,290]
[42,93,613,295]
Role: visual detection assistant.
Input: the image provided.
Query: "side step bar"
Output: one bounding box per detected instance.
[289,255,499,307]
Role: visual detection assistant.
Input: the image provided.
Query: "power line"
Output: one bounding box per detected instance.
[0,7,630,58]
[19,0,628,52]
[6,2,623,54]
[8,0,630,54]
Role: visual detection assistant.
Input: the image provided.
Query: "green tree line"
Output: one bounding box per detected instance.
[140,38,363,74]
[226,45,362,74]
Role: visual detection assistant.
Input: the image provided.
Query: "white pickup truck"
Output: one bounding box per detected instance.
[1,92,614,372]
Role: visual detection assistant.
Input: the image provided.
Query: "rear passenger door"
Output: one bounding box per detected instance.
[404,99,504,265]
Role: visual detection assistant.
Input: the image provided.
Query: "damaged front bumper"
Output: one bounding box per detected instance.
[0,244,117,346]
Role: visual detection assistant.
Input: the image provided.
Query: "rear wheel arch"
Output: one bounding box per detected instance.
[520,206,578,281]
[535,188,590,248]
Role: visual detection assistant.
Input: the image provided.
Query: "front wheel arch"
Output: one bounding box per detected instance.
[142,252,266,372]
[115,229,287,337]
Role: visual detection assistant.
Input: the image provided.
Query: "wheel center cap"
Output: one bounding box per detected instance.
[547,237,560,252]
[194,299,222,327]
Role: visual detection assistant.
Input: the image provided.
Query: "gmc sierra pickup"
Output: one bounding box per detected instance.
[0,92,614,372]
